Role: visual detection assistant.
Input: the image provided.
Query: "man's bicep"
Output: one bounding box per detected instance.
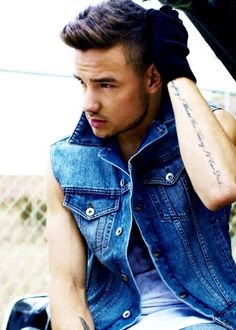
[214,109,236,146]
[46,163,87,287]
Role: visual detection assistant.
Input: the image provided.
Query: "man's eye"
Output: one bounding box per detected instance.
[100,83,113,88]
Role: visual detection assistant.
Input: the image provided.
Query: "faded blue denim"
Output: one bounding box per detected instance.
[181,323,226,329]
[51,96,236,330]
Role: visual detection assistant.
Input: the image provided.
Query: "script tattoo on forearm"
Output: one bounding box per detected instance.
[170,81,223,188]
[79,317,90,330]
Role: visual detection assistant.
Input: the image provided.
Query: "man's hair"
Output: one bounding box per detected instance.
[60,0,151,75]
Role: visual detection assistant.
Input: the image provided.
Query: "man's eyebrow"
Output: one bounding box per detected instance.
[73,74,118,83]
[73,74,82,81]
[91,77,118,83]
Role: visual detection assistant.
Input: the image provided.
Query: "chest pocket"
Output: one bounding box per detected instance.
[63,188,120,253]
[143,157,192,221]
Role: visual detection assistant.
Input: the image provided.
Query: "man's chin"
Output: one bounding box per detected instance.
[92,129,112,139]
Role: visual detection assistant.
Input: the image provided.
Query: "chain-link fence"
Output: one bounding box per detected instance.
[230,202,236,252]
[0,175,236,327]
[0,176,49,327]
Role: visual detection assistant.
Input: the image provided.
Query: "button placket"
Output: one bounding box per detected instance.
[134,203,144,211]
[121,273,129,282]
[115,227,123,236]
[153,250,162,258]
[120,179,125,187]
[179,291,188,299]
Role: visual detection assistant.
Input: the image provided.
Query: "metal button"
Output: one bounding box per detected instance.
[115,227,123,236]
[86,207,95,216]
[153,250,162,258]
[134,203,144,211]
[120,179,125,187]
[121,274,129,282]
[122,310,131,319]
[165,172,174,183]
[179,291,188,299]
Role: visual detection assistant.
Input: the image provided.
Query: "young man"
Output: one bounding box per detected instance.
[46,1,236,329]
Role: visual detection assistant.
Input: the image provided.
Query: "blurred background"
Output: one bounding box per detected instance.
[0,0,235,326]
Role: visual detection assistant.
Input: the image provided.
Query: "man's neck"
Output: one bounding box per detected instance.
[118,138,142,163]
[117,114,157,162]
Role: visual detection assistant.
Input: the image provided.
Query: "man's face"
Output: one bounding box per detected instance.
[74,44,155,141]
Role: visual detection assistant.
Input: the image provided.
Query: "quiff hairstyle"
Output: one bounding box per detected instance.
[60,0,151,75]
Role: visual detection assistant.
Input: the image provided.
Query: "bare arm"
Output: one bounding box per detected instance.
[167,77,236,210]
[46,164,94,330]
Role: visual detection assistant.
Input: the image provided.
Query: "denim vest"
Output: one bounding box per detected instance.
[50,97,236,330]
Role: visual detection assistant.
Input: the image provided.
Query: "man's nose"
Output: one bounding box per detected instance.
[83,89,100,114]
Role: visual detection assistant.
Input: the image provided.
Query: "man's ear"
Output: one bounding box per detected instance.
[145,64,162,94]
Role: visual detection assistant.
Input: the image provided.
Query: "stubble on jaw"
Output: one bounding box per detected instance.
[93,91,150,140]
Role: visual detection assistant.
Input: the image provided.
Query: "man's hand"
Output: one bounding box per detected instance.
[146,5,196,83]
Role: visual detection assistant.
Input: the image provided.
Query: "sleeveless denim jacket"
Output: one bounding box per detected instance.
[50,96,236,330]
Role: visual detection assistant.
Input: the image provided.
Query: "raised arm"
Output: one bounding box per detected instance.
[147,6,236,210]
[167,78,236,210]
[46,164,94,330]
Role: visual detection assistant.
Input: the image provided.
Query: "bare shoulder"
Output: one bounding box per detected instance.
[46,161,65,207]
[214,109,236,145]
[46,161,76,228]
[46,161,87,282]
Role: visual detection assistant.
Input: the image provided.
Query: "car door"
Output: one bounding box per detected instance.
[156,0,236,81]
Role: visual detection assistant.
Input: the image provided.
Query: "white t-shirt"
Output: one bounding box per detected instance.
[127,224,212,329]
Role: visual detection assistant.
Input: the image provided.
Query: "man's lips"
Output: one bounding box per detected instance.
[89,118,107,128]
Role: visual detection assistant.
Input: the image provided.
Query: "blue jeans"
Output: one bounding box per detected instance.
[181,323,226,329]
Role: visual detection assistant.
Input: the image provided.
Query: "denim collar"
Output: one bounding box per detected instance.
[68,89,174,147]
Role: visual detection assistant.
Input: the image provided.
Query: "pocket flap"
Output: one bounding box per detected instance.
[63,188,120,220]
[143,157,185,185]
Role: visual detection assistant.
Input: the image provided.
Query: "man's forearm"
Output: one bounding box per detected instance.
[167,77,236,209]
[50,283,94,330]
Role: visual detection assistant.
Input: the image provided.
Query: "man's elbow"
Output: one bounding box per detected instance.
[202,183,236,211]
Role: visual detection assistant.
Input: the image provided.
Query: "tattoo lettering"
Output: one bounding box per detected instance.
[79,317,90,330]
[170,81,223,188]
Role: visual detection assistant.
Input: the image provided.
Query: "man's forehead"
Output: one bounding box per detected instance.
[75,45,127,66]
[74,44,129,75]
